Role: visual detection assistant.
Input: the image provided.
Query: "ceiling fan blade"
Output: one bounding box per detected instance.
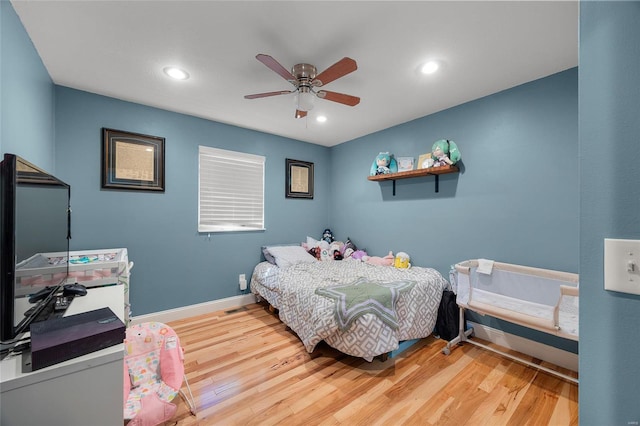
[295,110,307,119]
[316,90,360,106]
[256,54,296,82]
[312,57,357,87]
[244,90,293,99]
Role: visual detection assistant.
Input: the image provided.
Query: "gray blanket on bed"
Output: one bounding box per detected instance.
[315,277,416,331]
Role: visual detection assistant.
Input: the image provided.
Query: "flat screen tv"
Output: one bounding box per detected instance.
[0,153,71,344]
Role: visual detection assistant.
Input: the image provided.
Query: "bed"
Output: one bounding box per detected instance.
[250,246,448,361]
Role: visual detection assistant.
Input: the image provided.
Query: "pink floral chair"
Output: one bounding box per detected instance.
[123,322,196,425]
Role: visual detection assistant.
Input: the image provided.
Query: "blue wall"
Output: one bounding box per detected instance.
[579,2,640,424]
[330,69,579,276]
[0,0,56,171]
[330,68,579,352]
[54,87,330,315]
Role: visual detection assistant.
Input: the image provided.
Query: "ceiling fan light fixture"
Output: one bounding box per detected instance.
[163,67,190,80]
[296,87,315,112]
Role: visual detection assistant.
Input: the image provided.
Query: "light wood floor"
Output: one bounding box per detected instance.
[166,303,578,426]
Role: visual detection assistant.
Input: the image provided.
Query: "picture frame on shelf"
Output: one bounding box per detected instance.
[396,157,414,172]
[417,153,434,169]
[102,128,165,192]
[285,158,314,199]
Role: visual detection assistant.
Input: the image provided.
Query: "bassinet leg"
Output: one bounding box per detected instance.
[442,306,473,355]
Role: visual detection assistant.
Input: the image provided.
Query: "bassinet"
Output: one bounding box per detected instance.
[444,259,579,383]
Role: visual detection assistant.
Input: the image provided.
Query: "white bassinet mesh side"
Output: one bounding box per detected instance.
[453,260,579,340]
[471,267,574,307]
[456,270,470,306]
[559,293,579,337]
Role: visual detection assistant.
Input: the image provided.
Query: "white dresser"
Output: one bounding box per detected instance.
[0,285,125,425]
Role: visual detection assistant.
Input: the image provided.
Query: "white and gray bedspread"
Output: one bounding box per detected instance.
[250,260,447,361]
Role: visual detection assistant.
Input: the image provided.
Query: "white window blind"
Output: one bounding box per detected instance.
[198,146,265,232]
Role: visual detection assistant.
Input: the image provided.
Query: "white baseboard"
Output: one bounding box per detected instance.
[468,321,578,372]
[130,294,257,325]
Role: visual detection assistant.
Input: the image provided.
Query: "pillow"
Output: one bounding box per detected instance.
[261,246,277,264]
[264,245,316,268]
[306,236,320,248]
[262,243,300,264]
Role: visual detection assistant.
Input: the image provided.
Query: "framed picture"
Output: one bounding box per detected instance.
[396,156,414,172]
[417,153,434,169]
[285,158,314,199]
[102,128,165,192]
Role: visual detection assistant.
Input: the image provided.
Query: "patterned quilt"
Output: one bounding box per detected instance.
[251,260,447,361]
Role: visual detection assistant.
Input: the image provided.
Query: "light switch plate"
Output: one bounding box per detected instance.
[604,238,640,295]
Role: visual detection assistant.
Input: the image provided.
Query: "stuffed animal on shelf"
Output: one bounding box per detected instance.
[370,152,398,176]
[363,251,395,266]
[431,140,461,166]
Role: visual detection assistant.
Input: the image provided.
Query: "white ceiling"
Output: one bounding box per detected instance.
[11,1,578,147]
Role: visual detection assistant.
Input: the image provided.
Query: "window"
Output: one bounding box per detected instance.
[198,146,265,232]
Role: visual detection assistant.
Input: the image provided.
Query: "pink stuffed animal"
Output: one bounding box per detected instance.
[363,251,394,266]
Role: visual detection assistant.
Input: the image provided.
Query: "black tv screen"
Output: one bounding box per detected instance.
[0,153,71,343]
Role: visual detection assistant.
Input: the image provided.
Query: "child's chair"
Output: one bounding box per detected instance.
[123,322,196,426]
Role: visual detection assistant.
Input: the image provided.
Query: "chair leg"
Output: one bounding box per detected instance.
[180,375,197,415]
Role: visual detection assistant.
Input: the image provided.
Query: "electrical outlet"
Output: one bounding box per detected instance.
[239,274,247,290]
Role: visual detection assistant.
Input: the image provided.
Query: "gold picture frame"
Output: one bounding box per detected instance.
[417,153,434,169]
[102,128,165,192]
[285,158,314,199]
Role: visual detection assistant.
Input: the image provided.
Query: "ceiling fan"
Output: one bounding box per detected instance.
[244,54,360,119]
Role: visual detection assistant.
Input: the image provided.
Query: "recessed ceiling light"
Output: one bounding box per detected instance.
[163,67,190,80]
[420,61,440,75]
[316,115,327,123]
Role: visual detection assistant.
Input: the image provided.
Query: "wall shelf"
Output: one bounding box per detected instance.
[367,164,459,195]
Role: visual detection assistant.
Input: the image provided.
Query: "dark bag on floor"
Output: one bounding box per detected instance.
[436,290,460,341]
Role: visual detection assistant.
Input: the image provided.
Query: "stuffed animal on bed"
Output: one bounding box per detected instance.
[340,237,358,255]
[370,152,398,176]
[363,251,395,266]
[394,252,411,269]
[307,246,321,260]
[351,250,367,260]
[431,139,461,166]
[322,228,334,244]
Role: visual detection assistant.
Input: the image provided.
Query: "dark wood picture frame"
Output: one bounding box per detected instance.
[102,128,165,192]
[285,158,314,199]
